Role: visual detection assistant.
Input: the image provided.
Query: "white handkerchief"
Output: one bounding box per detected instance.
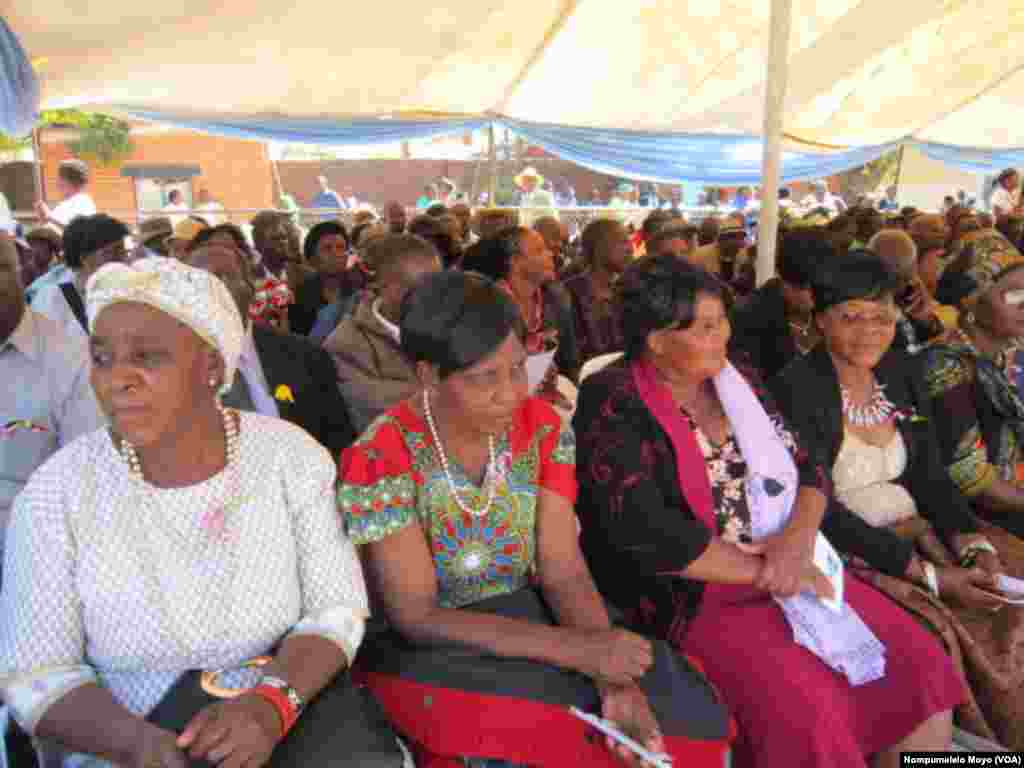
[996,574,1024,597]
[777,593,887,686]
[813,533,845,614]
[527,349,557,393]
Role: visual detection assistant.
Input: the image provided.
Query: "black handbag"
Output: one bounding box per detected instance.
[146,668,404,768]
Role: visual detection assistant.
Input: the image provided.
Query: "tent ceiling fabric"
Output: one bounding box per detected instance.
[8,0,1024,149]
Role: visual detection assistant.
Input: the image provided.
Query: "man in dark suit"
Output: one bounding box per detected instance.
[187,244,357,456]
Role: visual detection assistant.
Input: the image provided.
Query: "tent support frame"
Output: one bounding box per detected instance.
[756,0,794,287]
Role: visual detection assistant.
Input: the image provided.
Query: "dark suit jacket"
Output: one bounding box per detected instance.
[769,345,978,576]
[543,282,581,383]
[253,324,357,457]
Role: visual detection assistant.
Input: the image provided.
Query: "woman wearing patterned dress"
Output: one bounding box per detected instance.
[772,252,1024,749]
[339,271,730,768]
[573,255,962,768]
[924,232,1024,539]
[0,258,372,767]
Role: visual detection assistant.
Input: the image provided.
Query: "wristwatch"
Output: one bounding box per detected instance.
[259,675,305,716]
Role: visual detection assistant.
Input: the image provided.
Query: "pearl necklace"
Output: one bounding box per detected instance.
[422,390,498,518]
[841,383,896,427]
[121,403,240,484]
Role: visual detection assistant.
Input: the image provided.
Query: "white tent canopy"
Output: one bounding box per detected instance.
[8,0,1024,149]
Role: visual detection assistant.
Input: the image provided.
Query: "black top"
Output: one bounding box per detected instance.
[252,324,357,456]
[542,282,581,383]
[573,360,826,640]
[769,345,978,577]
[290,267,371,337]
[728,278,802,382]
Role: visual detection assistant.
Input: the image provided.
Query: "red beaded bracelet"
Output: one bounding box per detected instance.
[251,684,300,737]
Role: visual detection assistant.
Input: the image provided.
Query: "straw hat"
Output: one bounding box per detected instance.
[514,167,545,189]
[136,216,173,246]
[166,218,208,244]
[25,226,63,251]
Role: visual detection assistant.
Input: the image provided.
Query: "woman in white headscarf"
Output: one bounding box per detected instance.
[0,258,373,767]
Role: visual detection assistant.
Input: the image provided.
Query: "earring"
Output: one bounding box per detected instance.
[209,377,219,389]
[965,311,975,326]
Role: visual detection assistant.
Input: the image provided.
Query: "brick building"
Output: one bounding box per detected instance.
[25,122,827,224]
[36,124,274,224]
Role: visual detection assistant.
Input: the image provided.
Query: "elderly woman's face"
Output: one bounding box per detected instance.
[652,293,730,381]
[90,302,220,449]
[187,246,255,328]
[818,298,898,371]
[979,268,1024,341]
[439,331,529,437]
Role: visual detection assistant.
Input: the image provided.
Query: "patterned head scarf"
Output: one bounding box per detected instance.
[935,231,1024,310]
[86,257,244,395]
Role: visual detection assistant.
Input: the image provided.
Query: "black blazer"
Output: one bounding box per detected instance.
[543,282,581,383]
[253,324,357,457]
[769,345,978,576]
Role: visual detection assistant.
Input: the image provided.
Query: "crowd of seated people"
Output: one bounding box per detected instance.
[8,165,1024,767]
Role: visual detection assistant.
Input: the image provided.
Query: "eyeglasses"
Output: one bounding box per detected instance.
[833,307,900,329]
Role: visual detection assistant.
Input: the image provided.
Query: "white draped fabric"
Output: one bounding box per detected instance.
[9,0,1024,149]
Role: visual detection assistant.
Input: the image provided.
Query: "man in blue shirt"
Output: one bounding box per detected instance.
[310,176,345,221]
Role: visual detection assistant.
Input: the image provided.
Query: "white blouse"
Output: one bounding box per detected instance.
[833,430,917,528]
[0,413,368,749]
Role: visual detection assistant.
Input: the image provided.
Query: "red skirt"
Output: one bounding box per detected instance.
[682,578,965,768]
[354,588,734,767]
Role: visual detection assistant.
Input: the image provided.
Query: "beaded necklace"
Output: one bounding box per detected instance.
[840,382,896,427]
[422,390,499,518]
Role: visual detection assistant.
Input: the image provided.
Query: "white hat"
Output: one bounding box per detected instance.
[87,257,244,396]
[514,167,545,189]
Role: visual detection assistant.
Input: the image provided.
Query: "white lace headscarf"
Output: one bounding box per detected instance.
[86,256,243,395]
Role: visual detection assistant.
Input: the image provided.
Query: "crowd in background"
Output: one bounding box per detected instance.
[4,156,1024,767]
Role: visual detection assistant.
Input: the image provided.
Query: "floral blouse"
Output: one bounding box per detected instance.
[574,362,827,645]
[688,419,753,545]
[338,397,577,609]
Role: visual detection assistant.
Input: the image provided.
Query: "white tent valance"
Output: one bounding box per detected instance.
[7,0,1024,150]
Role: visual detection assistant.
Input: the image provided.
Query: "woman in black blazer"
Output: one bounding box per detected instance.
[769,251,1024,750]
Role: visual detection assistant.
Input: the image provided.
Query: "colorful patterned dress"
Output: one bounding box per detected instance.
[923,332,1024,498]
[338,397,576,608]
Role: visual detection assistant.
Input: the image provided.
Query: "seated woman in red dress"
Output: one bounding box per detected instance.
[338,271,731,768]
[573,254,964,768]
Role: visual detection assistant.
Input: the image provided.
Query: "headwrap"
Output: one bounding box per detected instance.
[935,231,1024,310]
[86,257,244,395]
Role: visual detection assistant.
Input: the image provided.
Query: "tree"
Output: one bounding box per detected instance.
[0,109,134,166]
[836,149,902,201]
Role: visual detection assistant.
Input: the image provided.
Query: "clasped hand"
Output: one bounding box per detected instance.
[133,695,281,768]
[739,531,834,601]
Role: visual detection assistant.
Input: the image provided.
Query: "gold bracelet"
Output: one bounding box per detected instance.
[200,656,273,699]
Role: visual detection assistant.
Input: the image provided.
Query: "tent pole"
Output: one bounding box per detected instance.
[756,0,794,287]
[31,127,46,205]
[488,122,498,208]
[893,144,906,200]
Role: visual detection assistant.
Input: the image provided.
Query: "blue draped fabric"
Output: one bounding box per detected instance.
[0,17,39,136]
[113,108,490,146]
[498,118,901,185]
[111,110,899,184]
[911,141,1024,176]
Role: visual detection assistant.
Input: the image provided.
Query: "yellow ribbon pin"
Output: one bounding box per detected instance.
[274,384,295,404]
